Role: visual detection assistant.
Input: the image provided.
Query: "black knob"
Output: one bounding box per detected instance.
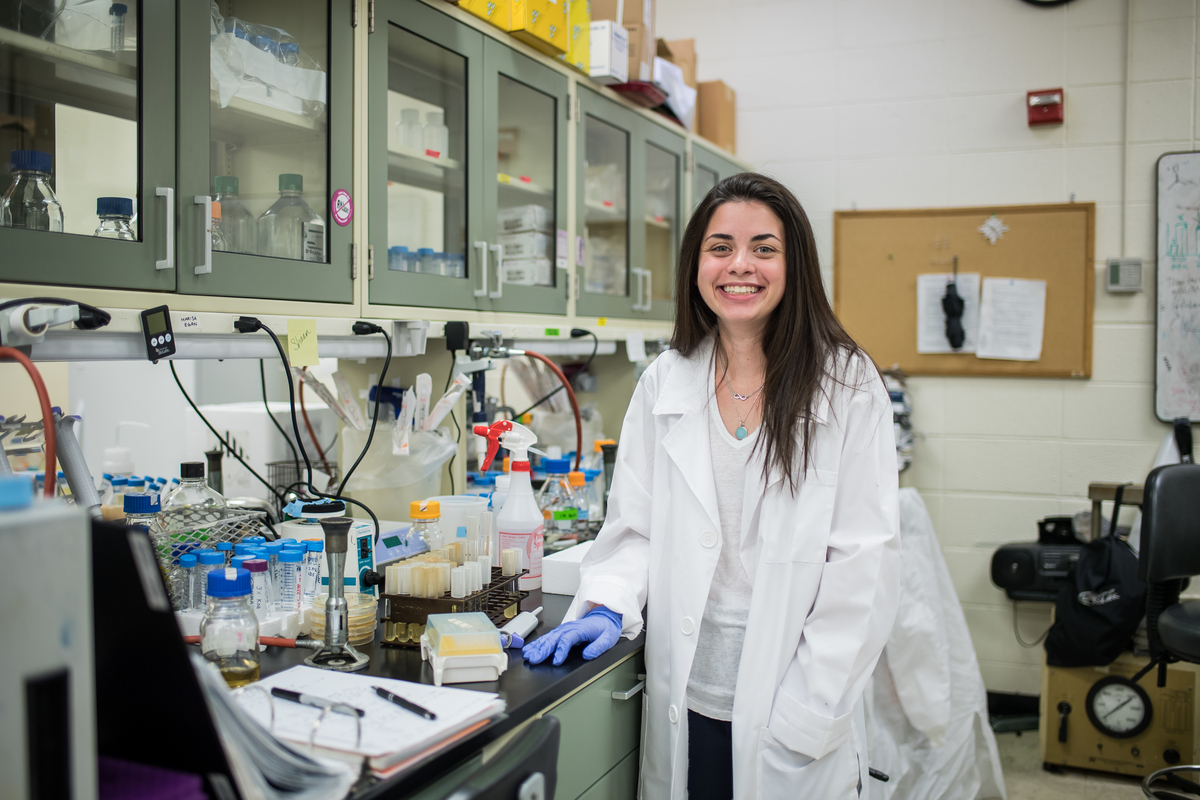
[1057,702,1072,743]
[1131,747,1140,757]
[1164,748,1181,765]
[361,569,383,589]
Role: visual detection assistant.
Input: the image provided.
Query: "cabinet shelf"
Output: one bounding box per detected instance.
[387,145,464,194]
[498,173,552,201]
[585,201,627,224]
[0,26,137,120]
[210,91,327,146]
[644,215,671,230]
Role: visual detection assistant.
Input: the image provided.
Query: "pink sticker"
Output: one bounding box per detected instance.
[331,189,353,227]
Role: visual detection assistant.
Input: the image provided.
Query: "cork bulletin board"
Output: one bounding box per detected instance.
[832,202,1095,378]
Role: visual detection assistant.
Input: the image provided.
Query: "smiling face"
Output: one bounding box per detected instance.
[696,200,787,339]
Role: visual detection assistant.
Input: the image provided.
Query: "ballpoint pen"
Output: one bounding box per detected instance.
[270,687,366,718]
[373,686,438,720]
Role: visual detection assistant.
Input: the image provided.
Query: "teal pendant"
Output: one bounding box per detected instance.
[736,426,748,440]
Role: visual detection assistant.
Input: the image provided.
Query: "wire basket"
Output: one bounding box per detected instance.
[151,508,273,567]
[379,569,529,647]
[266,460,340,516]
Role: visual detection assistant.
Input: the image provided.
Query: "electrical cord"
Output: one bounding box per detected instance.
[169,361,284,504]
[445,349,459,495]
[514,329,598,419]
[1012,601,1052,648]
[335,330,390,497]
[0,296,112,330]
[298,373,333,474]
[260,359,302,483]
[523,350,583,471]
[236,317,387,540]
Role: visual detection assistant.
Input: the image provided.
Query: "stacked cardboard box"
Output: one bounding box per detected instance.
[696,80,736,155]
[591,0,654,82]
[559,0,590,73]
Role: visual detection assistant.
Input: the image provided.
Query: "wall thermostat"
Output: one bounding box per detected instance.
[1106,258,1143,293]
[140,305,176,362]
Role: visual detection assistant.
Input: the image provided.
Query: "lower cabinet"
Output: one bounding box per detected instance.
[546,651,646,800]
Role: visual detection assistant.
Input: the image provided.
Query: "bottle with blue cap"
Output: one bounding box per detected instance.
[110,2,128,52]
[199,567,260,687]
[99,473,114,504]
[1,150,63,232]
[534,457,581,539]
[178,553,197,613]
[93,197,135,240]
[123,491,163,535]
[195,551,226,609]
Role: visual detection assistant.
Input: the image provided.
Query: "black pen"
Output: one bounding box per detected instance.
[270,687,365,718]
[374,686,437,720]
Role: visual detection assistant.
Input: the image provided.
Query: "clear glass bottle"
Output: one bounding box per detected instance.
[535,458,581,539]
[200,567,260,687]
[210,201,227,251]
[195,552,225,608]
[1,150,63,232]
[94,196,135,240]
[109,476,129,508]
[568,471,590,537]
[213,176,256,255]
[258,173,324,262]
[123,491,164,534]
[110,2,128,53]
[422,111,449,159]
[278,42,300,66]
[417,247,435,273]
[162,462,226,531]
[397,108,422,150]
[178,553,197,613]
[410,500,443,552]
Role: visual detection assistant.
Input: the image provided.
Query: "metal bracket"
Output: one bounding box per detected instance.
[351,242,358,280]
[352,0,358,27]
[368,244,375,280]
[368,0,375,32]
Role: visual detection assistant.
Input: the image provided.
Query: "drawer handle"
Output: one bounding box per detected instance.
[611,680,645,701]
[155,187,174,271]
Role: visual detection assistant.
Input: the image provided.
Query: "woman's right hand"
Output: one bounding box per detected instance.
[523,606,623,666]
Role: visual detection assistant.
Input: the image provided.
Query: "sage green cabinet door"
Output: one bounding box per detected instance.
[176,0,354,303]
[692,142,741,211]
[637,122,684,322]
[369,0,485,312]
[576,88,640,319]
[0,1,176,291]
[481,37,568,316]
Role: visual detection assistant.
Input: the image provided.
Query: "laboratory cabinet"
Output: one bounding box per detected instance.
[691,141,743,211]
[577,87,685,322]
[0,0,355,305]
[369,0,570,316]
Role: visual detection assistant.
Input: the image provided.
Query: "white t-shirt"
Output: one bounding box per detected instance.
[685,391,758,721]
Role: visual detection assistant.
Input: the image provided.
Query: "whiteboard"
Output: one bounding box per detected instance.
[1156,152,1200,422]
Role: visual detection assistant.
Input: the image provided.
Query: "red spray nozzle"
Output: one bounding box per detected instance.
[474,420,513,472]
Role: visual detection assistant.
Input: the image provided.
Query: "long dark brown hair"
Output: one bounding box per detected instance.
[672,172,864,493]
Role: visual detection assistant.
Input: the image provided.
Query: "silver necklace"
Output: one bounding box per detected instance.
[724,378,764,440]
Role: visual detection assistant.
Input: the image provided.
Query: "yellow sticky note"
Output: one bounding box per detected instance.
[287,319,319,366]
[597,317,607,327]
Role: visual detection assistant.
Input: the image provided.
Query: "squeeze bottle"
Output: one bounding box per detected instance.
[474,420,544,590]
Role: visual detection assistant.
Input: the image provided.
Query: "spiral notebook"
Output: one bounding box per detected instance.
[237,666,506,772]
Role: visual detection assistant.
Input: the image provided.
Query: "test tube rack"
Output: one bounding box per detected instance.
[378,567,529,647]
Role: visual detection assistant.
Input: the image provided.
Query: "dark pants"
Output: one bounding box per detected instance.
[687,710,733,800]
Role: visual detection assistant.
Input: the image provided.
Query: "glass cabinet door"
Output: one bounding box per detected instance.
[692,142,741,209]
[481,38,568,316]
[576,87,640,319]
[369,0,484,311]
[176,0,354,303]
[692,162,718,210]
[638,124,684,321]
[0,1,176,290]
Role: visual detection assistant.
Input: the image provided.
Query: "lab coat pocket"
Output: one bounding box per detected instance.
[756,728,858,800]
[763,469,837,564]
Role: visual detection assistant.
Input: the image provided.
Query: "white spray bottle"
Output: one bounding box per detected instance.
[474,420,544,590]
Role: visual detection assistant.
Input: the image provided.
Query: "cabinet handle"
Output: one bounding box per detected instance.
[611,680,645,701]
[155,187,174,271]
[474,240,489,297]
[489,243,504,299]
[632,267,642,310]
[642,270,652,312]
[194,195,212,276]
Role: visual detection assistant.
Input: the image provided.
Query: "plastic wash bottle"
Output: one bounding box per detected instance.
[474,420,544,590]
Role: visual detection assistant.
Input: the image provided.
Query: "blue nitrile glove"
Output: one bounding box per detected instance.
[523,607,623,666]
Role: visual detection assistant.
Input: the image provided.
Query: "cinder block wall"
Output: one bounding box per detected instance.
[658,0,1191,695]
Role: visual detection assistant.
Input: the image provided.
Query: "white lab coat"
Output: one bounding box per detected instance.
[564,339,901,799]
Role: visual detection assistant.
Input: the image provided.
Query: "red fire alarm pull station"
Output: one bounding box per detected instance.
[1027,88,1063,126]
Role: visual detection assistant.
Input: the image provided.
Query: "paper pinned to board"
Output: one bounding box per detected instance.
[916,273,981,354]
[625,331,647,362]
[976,277,1047,361]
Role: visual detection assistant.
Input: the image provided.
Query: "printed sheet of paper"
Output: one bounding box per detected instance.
[916,273,981,353]
[976,278,1047,361]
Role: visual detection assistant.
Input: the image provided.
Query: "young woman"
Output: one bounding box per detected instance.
[525,173,901,799]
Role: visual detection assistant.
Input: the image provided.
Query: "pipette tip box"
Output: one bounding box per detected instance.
[420,612,508,686]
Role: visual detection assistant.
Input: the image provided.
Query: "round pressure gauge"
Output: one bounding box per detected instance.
[1086,676,1153,739]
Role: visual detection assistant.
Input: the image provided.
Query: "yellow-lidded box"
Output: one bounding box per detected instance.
[510,0,568,56]
[558,0,590,73]
[425,612,503,656]
[459,0,512,30]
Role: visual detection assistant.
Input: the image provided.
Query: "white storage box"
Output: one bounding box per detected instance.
[497,204,554,234]
[503,258,554,287]
[499,231,555,260]
[589,21,629,85]
[542,540,594,595]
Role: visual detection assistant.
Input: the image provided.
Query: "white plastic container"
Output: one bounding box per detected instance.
[474,422,544,590]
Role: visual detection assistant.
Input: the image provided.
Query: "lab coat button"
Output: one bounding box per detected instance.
[681,617,695,635]
[669,705,679,724]
[701,530,717,548]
